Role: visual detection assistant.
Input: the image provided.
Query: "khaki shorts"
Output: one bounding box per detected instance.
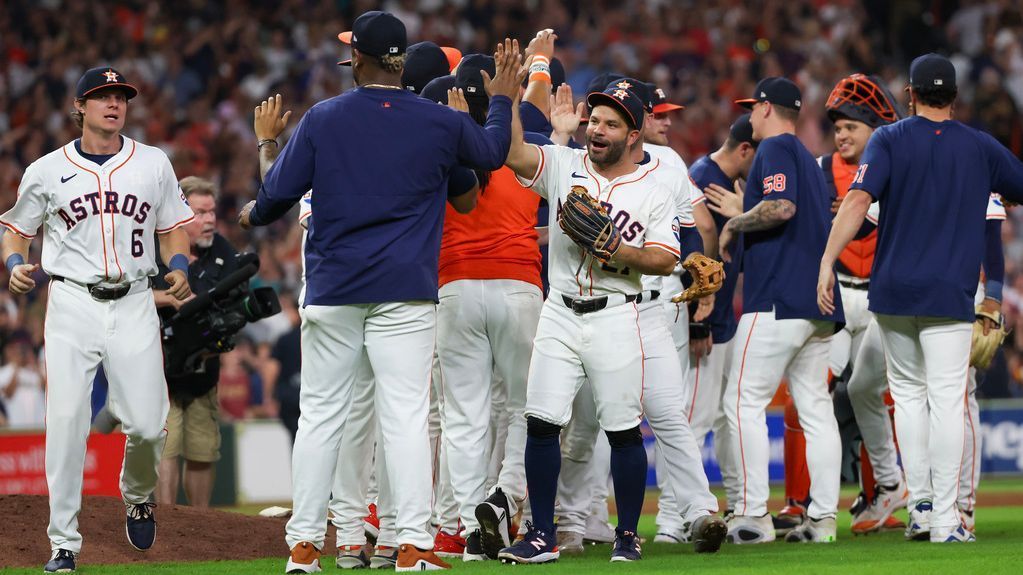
[162,387,221,462]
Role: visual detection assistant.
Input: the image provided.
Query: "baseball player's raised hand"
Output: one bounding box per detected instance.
[447,88,469,113]
[238,200,256,230]
[705,180,744,219]
[524,28,557,62]
[164,269,192,301]
[254,94,292,142]
[550,84,584,139]
[817,262,837,315]
[8,263,38,294]
[482,38,526,100]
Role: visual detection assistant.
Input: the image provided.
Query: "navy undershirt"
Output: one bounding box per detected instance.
[74,136,123,165]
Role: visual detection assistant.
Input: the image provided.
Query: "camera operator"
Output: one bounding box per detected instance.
[154,176,242,508]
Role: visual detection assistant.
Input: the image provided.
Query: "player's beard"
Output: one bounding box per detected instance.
[586,134,627,168]
[195,235,214,249]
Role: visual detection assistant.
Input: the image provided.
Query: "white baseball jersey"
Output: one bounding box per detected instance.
[645,143,705,205]
[1,137,194,284]
[518,144,679,297]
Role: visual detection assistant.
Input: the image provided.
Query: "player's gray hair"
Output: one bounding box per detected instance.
[378,53,406,74]
[179,176,218,200]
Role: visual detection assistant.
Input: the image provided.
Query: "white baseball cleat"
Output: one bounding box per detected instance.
[785,516,837,543]
[556,530,585,555]
[725,514,776,544]
[285,542,322,574]
[931,524,976,543]
[905,501,932,541]
[652,525,686,544]
[851,478,908,534]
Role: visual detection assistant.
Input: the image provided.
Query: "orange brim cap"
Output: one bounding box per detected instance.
[653,103,685,113]
[441,47,462,72]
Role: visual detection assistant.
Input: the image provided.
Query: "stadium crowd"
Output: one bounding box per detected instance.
[2,0,1023,428]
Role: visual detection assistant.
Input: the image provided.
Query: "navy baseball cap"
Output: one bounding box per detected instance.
[402,42,461,94]
[587,85,645,131]
[420,75,457,104]
[587,72,625,96]
[455,54,495,98]
[729,113,757,146]
[75,67,138,100]
[337,11,407,66]
[910,53,956,90]
[646,82,685,113]
[608,78,653,113]
[736,77,802,111]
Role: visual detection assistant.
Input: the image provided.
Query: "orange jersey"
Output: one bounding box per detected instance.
[830,152,876,278]
[439,166,543,290]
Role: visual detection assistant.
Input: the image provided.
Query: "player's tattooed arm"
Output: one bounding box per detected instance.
[717,199,795,262]
[2,232,38,295]
[254,94,292,181]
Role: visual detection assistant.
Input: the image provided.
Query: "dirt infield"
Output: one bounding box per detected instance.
[0,495,341,569]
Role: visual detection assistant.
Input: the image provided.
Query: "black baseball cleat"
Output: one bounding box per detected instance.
[475,487,512,560]
[126,501,157,551]
[44,549,77,573]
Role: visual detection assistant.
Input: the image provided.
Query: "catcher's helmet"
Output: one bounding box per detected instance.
[826,74,902,129]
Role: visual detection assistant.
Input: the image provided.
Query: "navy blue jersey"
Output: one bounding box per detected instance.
[689,155,740,343]
[521,101,553,136]
[743,134,844,323]
[252,88,512,306]
[852,116,1023,321]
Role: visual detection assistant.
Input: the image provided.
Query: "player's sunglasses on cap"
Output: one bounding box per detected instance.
[455,53,495,98]
[586,85,645,131]
[75,67,138,100]
[646,82,685,114]
[609,78,653,114]
[402,41,462,94]
[735,77,802,111]
[337,10,407,66]
[909,53,956,91]
[729,113,758,146]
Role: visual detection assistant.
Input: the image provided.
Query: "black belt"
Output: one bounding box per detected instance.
[52,275,137,301]
[561,290,659,315]
[838,279,869,290]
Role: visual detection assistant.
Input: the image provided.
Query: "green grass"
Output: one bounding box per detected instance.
[7,504,1023,575]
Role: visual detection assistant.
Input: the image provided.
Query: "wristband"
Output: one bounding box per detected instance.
[985,280,1003,303]
[169,254,189,274]
[689,321,710,340]
[528,56,551,84]
[258,138,278,150]
[5,253,25,273]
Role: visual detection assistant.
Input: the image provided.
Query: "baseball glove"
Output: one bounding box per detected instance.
[559,186,621,263]
[970,305,1009,370]
[671,253,725,303]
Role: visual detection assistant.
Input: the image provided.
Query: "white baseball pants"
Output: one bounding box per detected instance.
[286,301,435,551]
[723,311,840,519]
[437,279,542,532]
[44,281,169,553]
[874,314,972,531]
[846,318,902,486]
[829,281,873,376]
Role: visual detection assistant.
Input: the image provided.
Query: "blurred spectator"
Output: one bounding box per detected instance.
[0,339,45,429]
[262,295,302,445]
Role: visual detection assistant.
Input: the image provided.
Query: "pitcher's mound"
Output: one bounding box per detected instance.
[0,495,340,568]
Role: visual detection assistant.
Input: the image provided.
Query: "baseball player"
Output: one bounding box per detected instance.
[818,53,1023,543]
[435,33,557,562]
[238,11,524,572]
[499,82,683,563]
[776,74,906,535]
[0,67,194,573]
[722,77,845,544]
[682,113,759,524]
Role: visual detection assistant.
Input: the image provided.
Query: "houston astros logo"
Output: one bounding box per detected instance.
[656,88,667,99]
[613,89,629,100]
[615,80,633,90]
[103,69,119,82]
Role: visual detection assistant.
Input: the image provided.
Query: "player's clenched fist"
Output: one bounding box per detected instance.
[8,263,39,295]
[238,200,256,230]
[163,269,192,300]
